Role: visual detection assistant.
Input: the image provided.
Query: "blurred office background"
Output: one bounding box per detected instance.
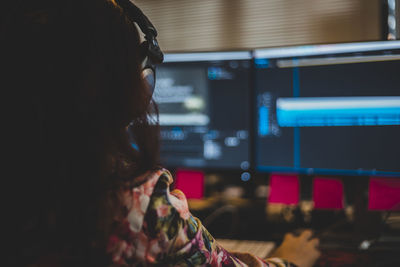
[136,0,384,52]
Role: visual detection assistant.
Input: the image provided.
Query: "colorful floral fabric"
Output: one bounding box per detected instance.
[107,169,296,267]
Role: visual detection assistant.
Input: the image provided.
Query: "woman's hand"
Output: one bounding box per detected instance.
[269,230,321,267]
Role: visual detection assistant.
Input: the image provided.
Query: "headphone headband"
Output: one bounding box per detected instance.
[115,0,164,64]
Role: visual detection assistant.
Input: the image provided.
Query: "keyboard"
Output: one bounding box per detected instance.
[216,239,276,259]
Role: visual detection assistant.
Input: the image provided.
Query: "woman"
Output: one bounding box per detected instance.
[2,0,320,266]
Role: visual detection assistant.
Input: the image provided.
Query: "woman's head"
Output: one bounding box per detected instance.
[3,0,160,265]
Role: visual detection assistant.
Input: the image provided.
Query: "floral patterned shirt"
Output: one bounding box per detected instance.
[107,169,296,267]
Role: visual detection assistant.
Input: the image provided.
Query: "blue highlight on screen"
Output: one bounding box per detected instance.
[255,58,269,68]
[208,67,222,80]
[276,97,400,127]
[258,106,270,135]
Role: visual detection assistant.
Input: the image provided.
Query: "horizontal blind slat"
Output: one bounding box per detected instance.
[134,0,381,52]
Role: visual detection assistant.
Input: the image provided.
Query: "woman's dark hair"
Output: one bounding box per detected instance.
[3,0,160,265]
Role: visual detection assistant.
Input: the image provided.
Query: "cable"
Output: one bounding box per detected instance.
[359,207,398,251]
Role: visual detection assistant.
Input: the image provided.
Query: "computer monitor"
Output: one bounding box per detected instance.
[154,51,252,169]
[254,41,400,176]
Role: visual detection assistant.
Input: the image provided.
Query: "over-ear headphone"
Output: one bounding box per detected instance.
[115,0,164,95]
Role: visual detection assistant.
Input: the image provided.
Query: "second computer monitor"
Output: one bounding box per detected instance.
[154,51,252,170]
[254,41,400,176]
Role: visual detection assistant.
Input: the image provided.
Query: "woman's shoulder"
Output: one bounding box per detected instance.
[107,168,186,265]
[115,168,174,230]
[120,168,169,200]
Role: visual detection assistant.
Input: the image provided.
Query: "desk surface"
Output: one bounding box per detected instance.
[216,239,276,259]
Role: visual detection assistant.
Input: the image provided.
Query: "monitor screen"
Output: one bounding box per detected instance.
[254,41,400,176]
[154,52,252,169]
